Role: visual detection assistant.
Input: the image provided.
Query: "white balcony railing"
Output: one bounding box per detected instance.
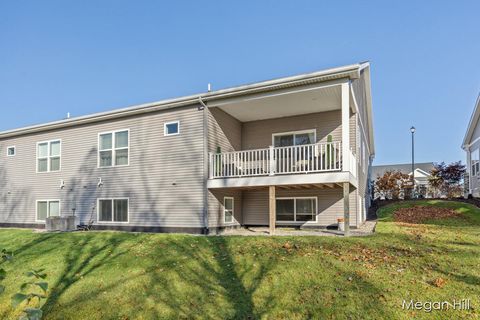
[209,141,344,179]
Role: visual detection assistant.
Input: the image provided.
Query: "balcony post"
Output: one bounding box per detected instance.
[269,146,275,176]
[341,81,350,172]
[343,182,350,236]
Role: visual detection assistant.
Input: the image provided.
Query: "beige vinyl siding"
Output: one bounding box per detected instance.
[207,107,242,153]
[242,187,358,227]
[208,189,242,228]
[242,110,342,150]
[0,105,206,228]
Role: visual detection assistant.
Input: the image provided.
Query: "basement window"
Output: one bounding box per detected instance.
[98,199,129,223]
[36,200,60,222]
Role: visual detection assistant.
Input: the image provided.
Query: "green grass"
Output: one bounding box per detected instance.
[0,200,479,319]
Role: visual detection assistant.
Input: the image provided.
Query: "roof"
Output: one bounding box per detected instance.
[462,93,480,149]
[0,62,373,143]
[371,162,435,179]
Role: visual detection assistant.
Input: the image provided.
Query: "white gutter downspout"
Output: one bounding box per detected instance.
[199,96,210,234]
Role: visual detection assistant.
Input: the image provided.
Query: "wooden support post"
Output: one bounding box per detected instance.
[343,182,350,236]
[269,185,276,235]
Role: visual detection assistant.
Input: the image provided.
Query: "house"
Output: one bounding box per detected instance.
[371,162,434,199]
[0,62,374,234]
[462,93,480,197]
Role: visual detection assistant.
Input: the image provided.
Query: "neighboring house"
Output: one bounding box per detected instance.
[0,62,374,234]
[371,163,434,199]
[462,93,480,197]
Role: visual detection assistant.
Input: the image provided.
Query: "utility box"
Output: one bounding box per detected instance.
[45,216,77,232]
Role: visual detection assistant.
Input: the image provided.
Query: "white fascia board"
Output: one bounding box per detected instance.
[462,93,480,149]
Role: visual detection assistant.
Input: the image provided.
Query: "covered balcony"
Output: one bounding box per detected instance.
[209,141,357,179]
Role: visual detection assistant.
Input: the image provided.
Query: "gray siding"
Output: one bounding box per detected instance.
[207,107,242,153]
[242,186,358,227]
[0,105,206,228]
[242,110,342,150]
[208,189,243,228]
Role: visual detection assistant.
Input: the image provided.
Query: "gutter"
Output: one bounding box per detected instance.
[199,96,210,235]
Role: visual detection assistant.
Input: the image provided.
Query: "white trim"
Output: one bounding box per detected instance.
[97,129,130,168]
[6,146,15,157]
[36,139,62,173]
[35,199,61,223]
[350,83,371,156]
[164,121,180,136]
[462,93,480,149]
[272,129,317,147]
[207,171,357,189]
[223,196,235,224]
[465,136,480,149]
[341,82,351,171]
[275,196,318,223]
[96,198,130,224]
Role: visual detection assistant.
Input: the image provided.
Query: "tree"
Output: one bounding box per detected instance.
[428,162,466,198]
[375,170,412,200]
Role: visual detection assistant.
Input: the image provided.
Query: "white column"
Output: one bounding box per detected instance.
[341,82,350,172]
[466,149,472,194]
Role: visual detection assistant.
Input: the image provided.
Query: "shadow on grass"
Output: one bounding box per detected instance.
[140,236,276,319]
[41,233,128,317]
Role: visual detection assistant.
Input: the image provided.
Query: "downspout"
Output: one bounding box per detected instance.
[199,96,210,235]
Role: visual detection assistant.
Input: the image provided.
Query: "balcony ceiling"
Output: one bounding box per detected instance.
[211,83,341,122]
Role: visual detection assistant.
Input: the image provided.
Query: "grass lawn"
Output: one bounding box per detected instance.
[0,200,479,319]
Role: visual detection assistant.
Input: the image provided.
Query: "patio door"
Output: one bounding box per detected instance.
[276,197,317,223]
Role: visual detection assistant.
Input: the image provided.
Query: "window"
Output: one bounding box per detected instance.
[276,197,317,222]
[36,200,60,221]
[273,130,316,147]
[98,199,129,223]
[98,130,129,167]
[37,140,61,172]
[472,148,480,176]
[7,146,15,157]
[224,197,234,223]
[164,121,180,136]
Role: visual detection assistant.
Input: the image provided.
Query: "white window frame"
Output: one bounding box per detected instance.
[272,129,317,147]
[164,121,180,136]
[223,197,235,224]
[7,146,16,157]
[36,139,62,173]
[98,129,130,168]
[35,199,61,222]
[97,198,130,224]
[276,197,318,223]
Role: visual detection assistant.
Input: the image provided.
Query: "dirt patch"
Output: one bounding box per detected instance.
[393,206,463,224]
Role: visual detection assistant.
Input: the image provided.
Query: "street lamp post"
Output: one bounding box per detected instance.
[410,126,416,198]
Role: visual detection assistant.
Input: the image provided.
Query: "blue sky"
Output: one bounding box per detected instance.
[1,1,479,165]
